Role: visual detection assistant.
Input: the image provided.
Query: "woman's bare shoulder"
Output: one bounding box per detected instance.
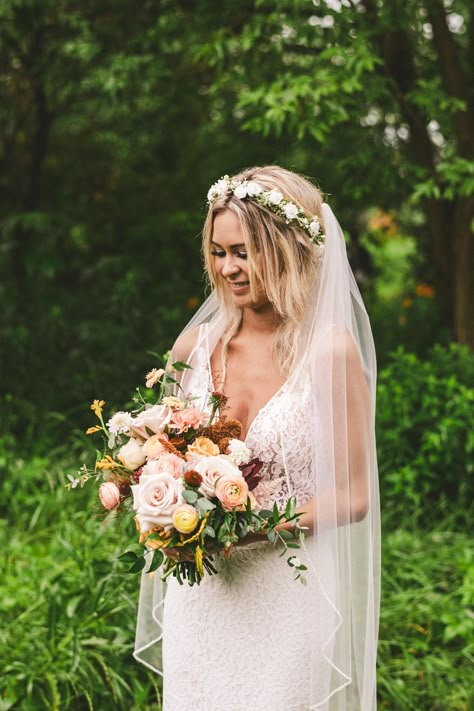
[171,326,202,364]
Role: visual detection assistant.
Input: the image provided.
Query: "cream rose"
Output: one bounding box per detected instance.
[117,438,146,470]
[132,473,183,533]
[143,433,169,460]
[215,473,249,511]
[246,180,262,196]
[193,455,242,497]
[99,481,121,510]
[172,504,199,534]
[169,407,206,434]
[233,183,248,199]
[186,436,220,459]
[130,404,172,440]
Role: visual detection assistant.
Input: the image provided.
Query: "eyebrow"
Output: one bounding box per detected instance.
[211,240,247,249]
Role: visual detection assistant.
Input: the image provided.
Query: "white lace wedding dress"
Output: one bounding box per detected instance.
[160,332,340,711]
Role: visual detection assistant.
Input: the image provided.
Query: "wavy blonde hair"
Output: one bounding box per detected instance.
[202,165,325,374]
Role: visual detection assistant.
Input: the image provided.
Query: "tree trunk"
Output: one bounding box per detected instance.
[453,196,474,347]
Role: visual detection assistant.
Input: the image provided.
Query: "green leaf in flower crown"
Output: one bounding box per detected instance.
[148,549,164,573]
[272,502,280,525]
[258,509,273,520]
[172,361,193,372]
[182,489,198,504]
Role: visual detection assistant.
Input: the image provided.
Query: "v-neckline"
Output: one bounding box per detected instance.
[206,347,288,444]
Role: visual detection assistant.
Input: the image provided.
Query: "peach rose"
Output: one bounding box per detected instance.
[172,504,199,534]
[186,436,219,459]
[215,474,249,511]
[143,433,169,460]
[131,472,183,533]
[130,404,172,440]
[117,438,146,470]
[193,455,242,498]
[169,407,206,434]
[99,481,121,510]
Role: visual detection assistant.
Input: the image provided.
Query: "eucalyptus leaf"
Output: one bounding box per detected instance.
[172,361,192,372]
[183,489,198,504]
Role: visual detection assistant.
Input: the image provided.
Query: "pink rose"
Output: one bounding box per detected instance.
[143,433,169,460]
[169,407,206,434]
[130,405,172,440]
[193,455,242,497]
[215,474,249,511]
[155,452,184,479]
[99,481,121,510]
[131,473,183,533]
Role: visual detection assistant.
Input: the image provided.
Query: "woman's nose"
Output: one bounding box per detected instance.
[221,255,240,278]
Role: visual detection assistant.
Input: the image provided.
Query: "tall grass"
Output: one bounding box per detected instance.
[1,439,472,709]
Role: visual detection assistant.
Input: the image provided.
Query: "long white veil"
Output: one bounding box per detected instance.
[134,203,380,709]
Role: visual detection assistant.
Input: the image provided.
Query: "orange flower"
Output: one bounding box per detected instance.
[96,455,117,470]
[86,425,102,435]
[415,283,435,298]
[186,436,220,459]
[402,297,413,309]
[90,399,106,417]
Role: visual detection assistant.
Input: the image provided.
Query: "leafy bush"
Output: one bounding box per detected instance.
[378,512,474,710]
[376,344,474,520]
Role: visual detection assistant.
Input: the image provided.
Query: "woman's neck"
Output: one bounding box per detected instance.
[240,303,280,335]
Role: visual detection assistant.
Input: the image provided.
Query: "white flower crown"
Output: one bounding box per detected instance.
[207,175,325,246]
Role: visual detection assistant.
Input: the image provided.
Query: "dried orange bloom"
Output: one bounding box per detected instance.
[86,425,102,435]
[90,399,106,417]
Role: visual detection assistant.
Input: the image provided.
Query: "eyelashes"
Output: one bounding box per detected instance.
[211,250,248,260]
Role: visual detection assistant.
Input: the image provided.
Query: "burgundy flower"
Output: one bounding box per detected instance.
[239,458,264,491]
[184,469,203,487]
[133,467,143,483]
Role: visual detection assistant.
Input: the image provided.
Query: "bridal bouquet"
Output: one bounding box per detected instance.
[69,362,307,586]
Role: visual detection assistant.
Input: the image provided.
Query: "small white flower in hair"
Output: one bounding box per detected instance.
[246,180,262,196]
[233,183,249,199]
[269,189,283,205]
[283,203,299,220]
[309,219,321,237]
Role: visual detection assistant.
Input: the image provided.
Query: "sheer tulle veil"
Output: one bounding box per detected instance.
[134,196,380,709]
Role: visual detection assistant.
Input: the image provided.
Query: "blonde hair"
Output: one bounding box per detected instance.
[202,165,325,374]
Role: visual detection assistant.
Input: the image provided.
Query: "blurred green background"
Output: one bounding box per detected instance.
[1,1,473,709]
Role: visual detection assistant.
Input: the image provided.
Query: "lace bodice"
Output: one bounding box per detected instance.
[183,327,318,510]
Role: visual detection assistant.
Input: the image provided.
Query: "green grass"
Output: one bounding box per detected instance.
[1,443,472,709]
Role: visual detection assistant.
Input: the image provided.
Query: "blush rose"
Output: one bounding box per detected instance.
[215,474,249,511]
[99,481,121,510]
[131,473,183,533]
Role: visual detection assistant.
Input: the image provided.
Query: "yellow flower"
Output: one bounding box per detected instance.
[137,521,173,548]
[195,546,204,577]
[402,297,413,309]
[86,425,102,435]
[96,455,117,470]
[173,504,199,534]
[90,399,106,417]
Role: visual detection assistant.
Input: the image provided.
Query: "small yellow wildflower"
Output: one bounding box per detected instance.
[90,399,106,417]
[96,455,116,470]
[86,425,102,435]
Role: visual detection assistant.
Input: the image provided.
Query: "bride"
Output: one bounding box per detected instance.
[134,165,380,710]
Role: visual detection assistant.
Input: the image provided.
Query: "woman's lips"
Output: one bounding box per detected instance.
[227,281,250,294]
